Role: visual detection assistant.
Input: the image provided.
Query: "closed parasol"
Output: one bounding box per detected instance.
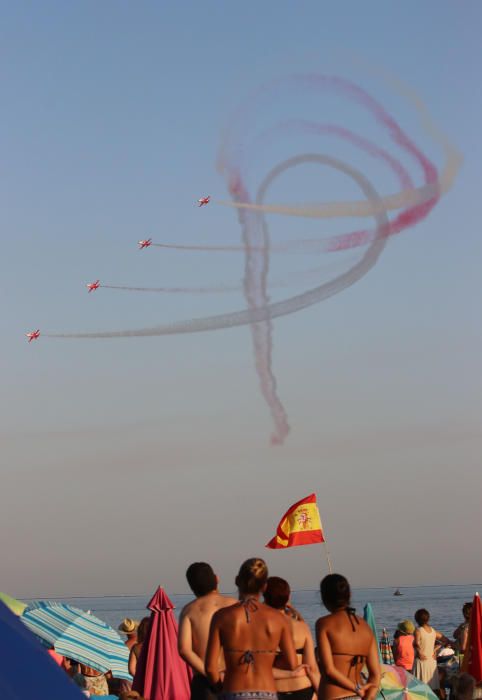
[364,602,382,662]
[132,586,192,700]
[462,592,482,682]
[380,628,395,665]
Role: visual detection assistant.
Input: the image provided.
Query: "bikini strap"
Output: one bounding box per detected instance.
[224,648,276,670]
[345,607,360,632]
[239,597,259,623]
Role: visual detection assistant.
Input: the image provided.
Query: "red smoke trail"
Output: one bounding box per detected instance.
[100,264,343,295]
[153,117,436,258]
[270,119,439,251]
[46,73,458,446]
[216,74,438,444]
[101,283,238,293]
[47,156,390,332]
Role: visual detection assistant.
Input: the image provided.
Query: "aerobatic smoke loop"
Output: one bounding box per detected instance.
[44,72,461,444]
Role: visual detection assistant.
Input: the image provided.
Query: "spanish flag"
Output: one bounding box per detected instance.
[266,493,325,549]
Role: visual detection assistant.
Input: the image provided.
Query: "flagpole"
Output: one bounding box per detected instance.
[319,516,333,574]
[323,541,333,574]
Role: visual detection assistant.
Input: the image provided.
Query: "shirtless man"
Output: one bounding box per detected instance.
[178,562,237,700]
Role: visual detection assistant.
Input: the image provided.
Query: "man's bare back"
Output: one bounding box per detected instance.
[178,590,238,676]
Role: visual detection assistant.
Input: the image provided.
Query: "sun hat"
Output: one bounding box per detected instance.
[118,618,139,635]
[398,619,415,635]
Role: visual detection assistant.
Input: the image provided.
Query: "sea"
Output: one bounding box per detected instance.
[28,584,481,638]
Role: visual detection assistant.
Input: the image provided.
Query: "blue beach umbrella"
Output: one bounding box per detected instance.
[0,600,83,700]
[364,602,382,661]
[21,601,131,680]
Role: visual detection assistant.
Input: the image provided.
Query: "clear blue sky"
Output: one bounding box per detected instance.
[1,1,481,596]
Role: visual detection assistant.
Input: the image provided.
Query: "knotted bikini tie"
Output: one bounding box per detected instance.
[238,650,256,667]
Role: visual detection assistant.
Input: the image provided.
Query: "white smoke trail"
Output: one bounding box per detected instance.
[45,155,389,338]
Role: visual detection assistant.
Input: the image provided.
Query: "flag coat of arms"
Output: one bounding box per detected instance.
[266,493,325,549]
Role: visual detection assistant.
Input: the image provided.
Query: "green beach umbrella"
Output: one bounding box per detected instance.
[0,591,27,616]
[364,602,382,661]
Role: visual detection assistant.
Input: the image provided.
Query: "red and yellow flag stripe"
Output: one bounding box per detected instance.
[266,493,325,549]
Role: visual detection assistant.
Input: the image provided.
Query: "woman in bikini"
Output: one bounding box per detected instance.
[264,576,320,700]
[316,574,380,700]
[206,557,303,700]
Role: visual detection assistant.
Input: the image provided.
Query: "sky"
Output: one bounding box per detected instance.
[1,1,481,598]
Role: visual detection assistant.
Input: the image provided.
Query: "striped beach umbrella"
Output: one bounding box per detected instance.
[380,628,395,664]
[21,601,131,680]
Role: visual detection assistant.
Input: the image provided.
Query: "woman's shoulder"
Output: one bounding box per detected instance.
[295,616,311,631]
[296,618,314,644]
[315,613,334,632]
[316,610,369,626]
[260,602,291,627]
[358,617,374,632]
[290,615,309,635]
[212,601,240,623]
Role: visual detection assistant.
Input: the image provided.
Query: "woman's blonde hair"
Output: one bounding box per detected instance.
[235,558,268,594]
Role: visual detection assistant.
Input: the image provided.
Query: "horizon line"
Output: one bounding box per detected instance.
[17,582,482,601]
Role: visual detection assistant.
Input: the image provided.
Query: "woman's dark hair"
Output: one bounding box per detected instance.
[186,562,217,597]
[264,576,290,610]
[462,602,472,620]
[235,558,268,594]
[415,608,430,626]
[320,573,351,611]
[137,616,151,644]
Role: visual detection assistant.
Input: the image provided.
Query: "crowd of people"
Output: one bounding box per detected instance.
[46,559,480,700]
[391,602,474,700]
[176,560,478,700]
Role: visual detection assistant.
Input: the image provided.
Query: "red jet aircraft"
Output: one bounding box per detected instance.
[138,238,152,249]
[26,329,40,343]
[197,196,210,207]
[86,280,100,293]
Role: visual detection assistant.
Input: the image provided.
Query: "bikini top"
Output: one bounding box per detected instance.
[224,597,277,669]
[331,608,366,672]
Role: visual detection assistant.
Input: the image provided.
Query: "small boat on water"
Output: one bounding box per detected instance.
[393,589,403,596]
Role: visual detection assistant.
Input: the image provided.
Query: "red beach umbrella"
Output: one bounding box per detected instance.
[132,586,192,700]
[464,592,482,682]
